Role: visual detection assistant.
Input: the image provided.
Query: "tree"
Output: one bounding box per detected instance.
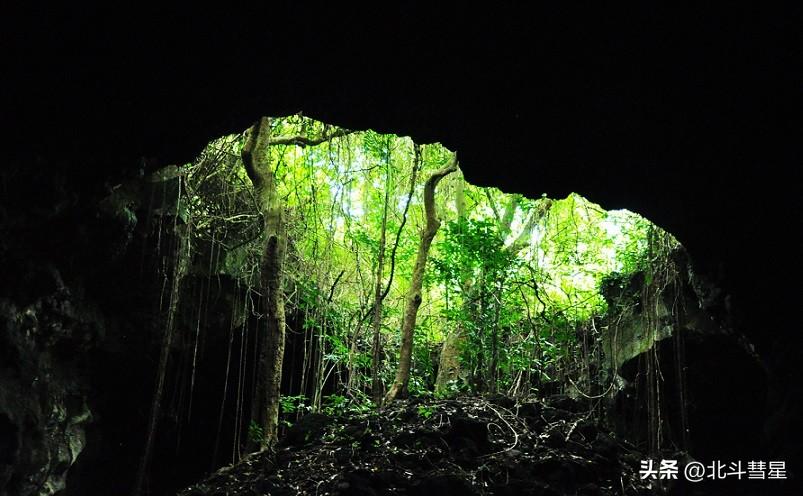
[435,194,553,394]
[434,173,469,394]
[242,116,287,450]
[370,139,391,403]
[385,154,458,402]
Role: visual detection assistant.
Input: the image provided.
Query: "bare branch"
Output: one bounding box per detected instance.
[269,127,354,147]
[484,189,502,225]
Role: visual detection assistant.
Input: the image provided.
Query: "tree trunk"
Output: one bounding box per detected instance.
[490,280,503,393]
[435,322,466,394]
[385,155,457,402]
[370,157,391,403]
[435,174,469,395]
[242,116,286,450]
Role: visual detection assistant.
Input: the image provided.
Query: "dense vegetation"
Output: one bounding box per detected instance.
[138,115,678,474]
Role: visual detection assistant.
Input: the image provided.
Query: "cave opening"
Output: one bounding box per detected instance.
[32,115,762,495]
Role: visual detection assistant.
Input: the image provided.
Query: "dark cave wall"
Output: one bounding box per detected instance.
[601,256,767,461]
[0,167,161,495]
[0,278,98,496]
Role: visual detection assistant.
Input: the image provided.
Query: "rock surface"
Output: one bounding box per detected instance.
[0,270,101,496]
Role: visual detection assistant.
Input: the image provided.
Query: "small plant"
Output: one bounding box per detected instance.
[248,420,265,444]
[280,394,310,415]
[322,394,374,416]
[417,405,435,419]
[322,394,348,415]
[408,373,435,399]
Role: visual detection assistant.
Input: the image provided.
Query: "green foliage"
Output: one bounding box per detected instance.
[321,394,374,416]
[417,405,435,419]
[280,394,310,415]
[431,218,524,389]
[248,420,265,444]
[434,379,469,399]
[180,114,676,406]
[432,218,519,290]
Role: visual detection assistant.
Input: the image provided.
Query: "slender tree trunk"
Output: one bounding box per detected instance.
[242,116,286,450]
[385,155,457,402]
[435,175,468,394]
[370,158,391,403]
[490,280,503,393]
[349,147,418,398]
[476,276,487,391]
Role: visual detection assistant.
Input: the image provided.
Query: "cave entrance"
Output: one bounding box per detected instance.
[93,114,765,494]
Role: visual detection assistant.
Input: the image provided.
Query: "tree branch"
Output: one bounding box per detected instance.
[499,194,521,238]
[380,144,422,302]
[269,127,354,147]
[505,199,553,254]
[424,155,459,229]
[328,269,346,304]
[484,189,502,226]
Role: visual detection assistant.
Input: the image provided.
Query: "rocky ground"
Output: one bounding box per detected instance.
[179,395,656,496]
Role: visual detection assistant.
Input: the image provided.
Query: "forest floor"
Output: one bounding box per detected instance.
[179,394,660,496]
